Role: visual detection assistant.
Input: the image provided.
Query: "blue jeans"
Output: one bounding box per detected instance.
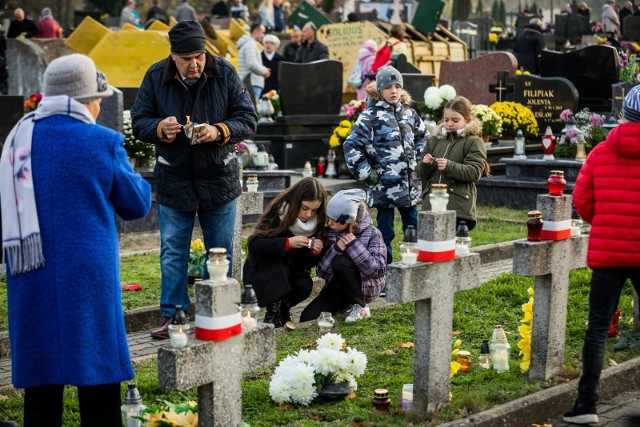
[158,201,237,319]
[253,85,263,101]
[577,268,640,404]
[375,206,418,263]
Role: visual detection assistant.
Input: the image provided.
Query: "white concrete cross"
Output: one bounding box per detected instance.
[513,194,588,381]
[158,277,275,427]
[389,0,404,24]
[386,210,481,412]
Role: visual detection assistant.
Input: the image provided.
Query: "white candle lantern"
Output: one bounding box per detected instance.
[240,284,261,330]
[246,174,259,192]
[399,225,419,265]
[317,311,335,334]
[207,247,229,282]
[455,221,471,256]
[121,383,146,427]
[429,183,449,212]
[168,305,190,348]
[513,129,526,159]
[489,325,510,372]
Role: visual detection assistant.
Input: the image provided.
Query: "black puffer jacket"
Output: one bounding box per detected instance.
[132,54,257,211]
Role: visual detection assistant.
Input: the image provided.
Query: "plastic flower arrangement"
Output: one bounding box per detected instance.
[24,93,42,114]
[269,333,367,406]
[123,110,155,168]
[489,101,539,138]
[555,108,608,158]
[518,287,534,373]
[145,400,198,426]
[450,337,462,378]
[266,90,281,116]
[471,104,503,138]
[188,238,206,278]
[423,84,457,123]
[326,101,365,155]
[618,50,638,84]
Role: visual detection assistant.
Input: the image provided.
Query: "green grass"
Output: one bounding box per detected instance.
[2,268,638,426]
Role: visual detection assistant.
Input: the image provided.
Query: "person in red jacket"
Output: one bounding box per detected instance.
[564,85,640,425]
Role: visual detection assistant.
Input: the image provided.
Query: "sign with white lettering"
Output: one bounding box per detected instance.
[507,75,579,134]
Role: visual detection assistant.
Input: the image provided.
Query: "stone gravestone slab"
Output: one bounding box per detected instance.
[97,86,124,133]
[623,16,640,41]
[453,21,479,58]
[0,96,23,144]
[439,52,517,106]
[279,60,343,116]
[118,87,139,111]
[541,45,619,113]
[470,17,492,51]
[611,82,637,120]
[506,74,579,134]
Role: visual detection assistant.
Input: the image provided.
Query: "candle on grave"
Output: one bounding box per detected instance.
[399,225,419,265]
[207,248,229,281]
[242,313,258,329]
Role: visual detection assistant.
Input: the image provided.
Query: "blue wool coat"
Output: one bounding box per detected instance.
[6,115,151,388]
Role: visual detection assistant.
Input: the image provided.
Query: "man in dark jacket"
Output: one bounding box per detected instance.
[295,22,329,63]
[131,21,257,339]
[513,18,546,74]
[283,28,302,62]
[7,8,38,38]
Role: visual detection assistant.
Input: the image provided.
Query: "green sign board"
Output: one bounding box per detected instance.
[289,0,332,30]
[411,0,445,35]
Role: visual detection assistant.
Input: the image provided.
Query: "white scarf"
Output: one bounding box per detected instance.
[279,202,318,237]
[0,95,95,274]
[264,51,276,61]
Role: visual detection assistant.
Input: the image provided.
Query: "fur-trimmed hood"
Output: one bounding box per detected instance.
[432,118,483,140]
[364,80,413,105]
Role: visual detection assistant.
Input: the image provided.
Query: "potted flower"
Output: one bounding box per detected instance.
[123,110,156,168]
[188,238,206,283]
[266,90,281,117]
[471,104,503,141]
[269,333,367,406]
[422,84,457,123]
[555,108,608,158]
[489,101,539,139]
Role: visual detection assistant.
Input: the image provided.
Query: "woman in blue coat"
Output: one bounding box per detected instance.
[0,54,151,425]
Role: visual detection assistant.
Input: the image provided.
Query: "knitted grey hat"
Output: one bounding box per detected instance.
[327,189,366,224]
[44,54,113,101]
[624,85,640,122]
[376,65,403,93]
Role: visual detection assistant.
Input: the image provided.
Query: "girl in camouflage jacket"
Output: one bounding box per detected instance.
[417,96,489,230]
[343,66,427,264]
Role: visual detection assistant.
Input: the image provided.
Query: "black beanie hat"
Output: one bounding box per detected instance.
[169,21,206,55]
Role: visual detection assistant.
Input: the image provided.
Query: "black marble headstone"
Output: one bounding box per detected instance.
[611,82,637,119]
[119,87,139,111]
[623,16,640,41]
[0,96,23,144]
[279,60,343,116]
[506,74,579,134]
[540,45,619,112]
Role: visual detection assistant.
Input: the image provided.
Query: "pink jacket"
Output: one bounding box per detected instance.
[573,122,640,268]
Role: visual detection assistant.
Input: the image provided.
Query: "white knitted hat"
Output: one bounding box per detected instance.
[44,54,113,101]
[327,189,366,224]
[263,34,281,48]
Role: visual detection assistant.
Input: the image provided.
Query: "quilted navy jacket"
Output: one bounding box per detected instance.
[132,53,257,211]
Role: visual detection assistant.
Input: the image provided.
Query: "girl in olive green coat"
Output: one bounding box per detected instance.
[417,96,490,230]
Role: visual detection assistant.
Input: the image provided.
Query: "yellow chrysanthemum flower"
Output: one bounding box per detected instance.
[527,287,534,296]
[453,339,462,348]
[519,360,530,373]
[329,134,341,148]
[336,127,350,139]
[339,120,352,128]
[451,348,459,357]
[190,238,205,251]
[450,361,461,378]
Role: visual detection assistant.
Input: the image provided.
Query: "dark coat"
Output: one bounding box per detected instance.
[7,18,38,38]
[295,40,329,63]
[211,0,229,16]
[513,25,545,74]
[243,232,322,306]
[261,51,285,96]
[131,53,257,211]
[283,42,299,62]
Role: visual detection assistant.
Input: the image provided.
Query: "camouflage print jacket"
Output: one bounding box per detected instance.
[343,82,427,209]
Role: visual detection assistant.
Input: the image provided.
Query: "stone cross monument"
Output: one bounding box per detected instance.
[157,276,275,427]
[386,210,481,412]
[513,194,588,381]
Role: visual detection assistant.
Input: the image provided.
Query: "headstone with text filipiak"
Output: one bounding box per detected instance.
[506,74,579,134]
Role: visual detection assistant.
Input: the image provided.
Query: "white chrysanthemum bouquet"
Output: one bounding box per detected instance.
[423,84,457,123]
[269,333,368,406]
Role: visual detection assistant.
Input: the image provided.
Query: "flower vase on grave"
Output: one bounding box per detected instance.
[541,126,556,160]
[575,130,587,163]
[325,150,337,178]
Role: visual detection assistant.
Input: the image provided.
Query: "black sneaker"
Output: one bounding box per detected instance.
[562,402,599,425]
